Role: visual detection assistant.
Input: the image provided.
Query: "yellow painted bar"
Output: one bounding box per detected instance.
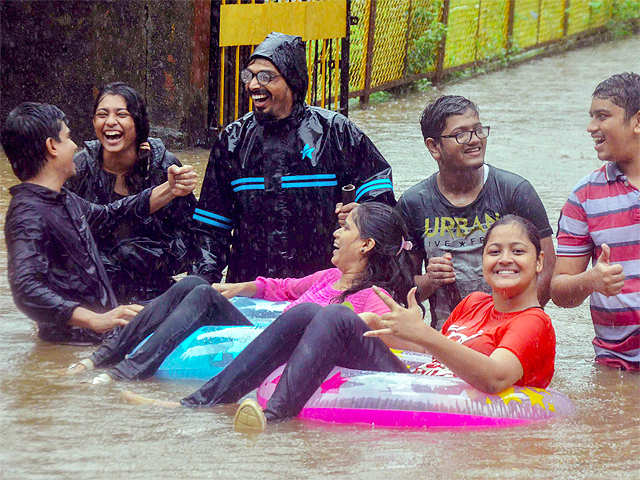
[320,39,327,108]
[219,47,225,126]
[234,46,240,120]
[306,40,313,104]
[249,45,254,110]
[334,39,340,110]
[220,0,346,46]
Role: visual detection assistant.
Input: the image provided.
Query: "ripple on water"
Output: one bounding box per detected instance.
[1,35,640,480]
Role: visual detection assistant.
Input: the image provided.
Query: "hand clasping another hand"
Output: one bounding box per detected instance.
[167,164,198,197]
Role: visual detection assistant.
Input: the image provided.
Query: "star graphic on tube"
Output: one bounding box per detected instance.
[301,144,314,161]
[320,371,348,394]
[521,388,547,409]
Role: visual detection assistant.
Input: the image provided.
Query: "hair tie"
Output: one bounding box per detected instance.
[396,237,413,256]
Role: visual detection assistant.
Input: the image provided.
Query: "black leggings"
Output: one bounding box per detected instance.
[90,276,251,380]
[181,302,408,421]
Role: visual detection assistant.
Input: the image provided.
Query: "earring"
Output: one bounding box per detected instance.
[360,248,365,253]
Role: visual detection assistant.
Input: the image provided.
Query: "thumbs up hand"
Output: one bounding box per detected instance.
[591,244,625,296]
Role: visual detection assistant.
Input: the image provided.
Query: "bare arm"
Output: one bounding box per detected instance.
[148,165,197,214]
[365,287,524,393]
[550,244,624,308]
[536,236,555,306]
[212,281,257,299]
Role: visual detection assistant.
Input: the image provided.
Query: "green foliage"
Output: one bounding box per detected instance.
[406,0,446,74]
[414,78,433,92]
[369,91,392,103]
[607,0,640,38]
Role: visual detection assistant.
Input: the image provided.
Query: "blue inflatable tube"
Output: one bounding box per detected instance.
[139,296,288,380]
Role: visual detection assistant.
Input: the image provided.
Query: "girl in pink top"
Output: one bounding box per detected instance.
[84,202,413,384]
[123,203,416,416]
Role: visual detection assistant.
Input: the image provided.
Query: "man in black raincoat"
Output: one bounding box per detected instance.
[193,32,395,283]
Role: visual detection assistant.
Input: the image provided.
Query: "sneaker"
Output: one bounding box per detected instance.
[233,398,266,433]
[91,373,113,385]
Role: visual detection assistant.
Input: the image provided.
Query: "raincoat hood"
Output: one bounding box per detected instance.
[249,32,308,102]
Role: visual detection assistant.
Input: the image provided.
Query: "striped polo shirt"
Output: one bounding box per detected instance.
[557,161,640,370]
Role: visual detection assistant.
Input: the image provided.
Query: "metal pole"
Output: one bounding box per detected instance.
[360,0,377,106]
[434,0,450,84]
[207,0,221,143]
[506,0,515,53]
[339,0,351,116]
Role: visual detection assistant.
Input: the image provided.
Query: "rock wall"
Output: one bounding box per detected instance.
[1,0,211,148]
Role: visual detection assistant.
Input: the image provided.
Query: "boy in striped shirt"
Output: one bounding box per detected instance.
[552,72,640,370]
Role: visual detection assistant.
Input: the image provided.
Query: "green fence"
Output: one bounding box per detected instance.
[349,0,640,103]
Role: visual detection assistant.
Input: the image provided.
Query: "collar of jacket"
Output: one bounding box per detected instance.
[255,102,305,131]
[10,182,67,202]
[84,138,157,191]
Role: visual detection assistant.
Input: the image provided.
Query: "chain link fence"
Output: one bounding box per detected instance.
[349,0,639,103]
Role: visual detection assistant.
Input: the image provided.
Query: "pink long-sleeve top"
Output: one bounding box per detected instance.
[254,268,391,316]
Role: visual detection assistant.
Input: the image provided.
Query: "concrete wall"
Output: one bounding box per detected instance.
[1,0,211,148]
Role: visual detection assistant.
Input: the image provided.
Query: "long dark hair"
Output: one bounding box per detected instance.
[93,82,151,193]
[93,82,149,147]
[336,202,415,305]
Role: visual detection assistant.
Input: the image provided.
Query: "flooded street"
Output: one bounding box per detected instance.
[1,36,639,479]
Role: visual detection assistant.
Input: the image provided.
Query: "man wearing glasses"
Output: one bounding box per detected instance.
[193,32,394,283]
[397,95,555,329]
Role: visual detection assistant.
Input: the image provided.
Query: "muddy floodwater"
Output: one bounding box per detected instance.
[1,36,639,479]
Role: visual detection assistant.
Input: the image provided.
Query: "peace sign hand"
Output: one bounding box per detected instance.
[363,286,428,342]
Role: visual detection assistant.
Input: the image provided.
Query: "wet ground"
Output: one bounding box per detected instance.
[1,35,639,479]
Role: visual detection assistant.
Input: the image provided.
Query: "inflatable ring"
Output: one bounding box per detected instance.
[257,363,575,428]
[144,297,287,380]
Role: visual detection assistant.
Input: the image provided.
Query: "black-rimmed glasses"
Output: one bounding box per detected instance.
[439,126,490,144]
[240,69,281,86]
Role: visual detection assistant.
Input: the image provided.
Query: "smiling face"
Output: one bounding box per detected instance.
[426,108,486,172]
[245,58,294,121]
[331,209,368,272]
[482,222,542,300]
[588,97,639,165]
[93,94,137,157]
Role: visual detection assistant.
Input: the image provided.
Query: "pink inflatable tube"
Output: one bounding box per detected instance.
[256,352,575,429]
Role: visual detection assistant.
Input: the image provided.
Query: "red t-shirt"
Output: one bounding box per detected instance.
[412,292,556,388]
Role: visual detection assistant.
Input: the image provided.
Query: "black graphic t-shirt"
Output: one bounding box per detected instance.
[397,165,552,329]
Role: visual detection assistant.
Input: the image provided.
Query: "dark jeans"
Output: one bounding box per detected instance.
[90,276,251,380]
[181,303,408,421]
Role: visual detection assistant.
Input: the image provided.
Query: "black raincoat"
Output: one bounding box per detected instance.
[65,138,213,303]
[5,183,153,343]
[193,33,395,283]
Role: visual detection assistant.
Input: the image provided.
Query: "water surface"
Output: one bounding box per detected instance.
[1,36,639,479]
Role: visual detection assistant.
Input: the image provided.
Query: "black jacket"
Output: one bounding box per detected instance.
[5,183,153,343]
[193,102,396,283]
[65,138,213,302]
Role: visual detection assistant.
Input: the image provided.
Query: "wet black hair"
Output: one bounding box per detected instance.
[1,102,68,181]
[93,82,149,147]
[482,214,542,257]
[335,202,415,306]
[592,72,640,120]
[420,95,479,141]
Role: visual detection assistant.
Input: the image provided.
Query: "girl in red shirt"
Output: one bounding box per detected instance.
[366,214,555,394]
